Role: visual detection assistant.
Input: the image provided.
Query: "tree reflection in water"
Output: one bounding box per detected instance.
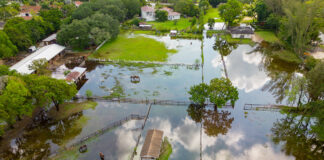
[1,112,85,160]
[187,104,234,137]
[271,114,324,160]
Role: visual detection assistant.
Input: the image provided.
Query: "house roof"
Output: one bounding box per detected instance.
[141,6,155,12]
[74,1,83,6]
[43,33,57,42]
[160,7,180,16]
[140,129,164,158]
[21,16,33,20]
[10,44,65,74]
[168,11,180,16]
[20,5,41,13]
[229,26,254,34]
[65,67,86,82]
[161,7,173,12]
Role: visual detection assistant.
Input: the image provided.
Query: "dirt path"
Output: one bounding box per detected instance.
[252,34,263,43]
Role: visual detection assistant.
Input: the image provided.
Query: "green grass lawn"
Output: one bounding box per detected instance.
[255,31,280,43]
[204,8,223,23]
[146,18,192,31]
[48,101,98,120]
[90,35,177,61]
[220,34,255,45]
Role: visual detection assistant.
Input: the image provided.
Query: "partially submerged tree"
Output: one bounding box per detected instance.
[209,77,239,107]
[188,83,210,105]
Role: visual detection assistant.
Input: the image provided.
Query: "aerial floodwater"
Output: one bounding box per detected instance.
[0,33,322,160]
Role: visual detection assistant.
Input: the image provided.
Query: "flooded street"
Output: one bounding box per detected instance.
[1,33,322,160]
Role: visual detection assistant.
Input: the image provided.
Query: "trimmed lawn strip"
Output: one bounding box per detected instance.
[91,35,177,62]
[220,34,255,45]
[146,18,192,31]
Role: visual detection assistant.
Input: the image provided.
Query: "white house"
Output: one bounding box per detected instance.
[141,6,155,21]
[161,7,180,20]
[229,26,254,39]
[141,6,180,21]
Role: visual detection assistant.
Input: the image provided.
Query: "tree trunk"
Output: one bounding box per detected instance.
[55,103,60,111]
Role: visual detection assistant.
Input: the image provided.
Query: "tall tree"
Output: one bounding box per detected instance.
[0,77,33,126]
[279,0,324,56]
[208,0,227,8]
[209,77,239,107]
[218,0,243,26]
[0,30,17,58]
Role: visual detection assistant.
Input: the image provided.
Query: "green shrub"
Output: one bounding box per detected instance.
[86,90,93,98]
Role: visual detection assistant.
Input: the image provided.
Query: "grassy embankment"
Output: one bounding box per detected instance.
[48,101,98,120]
[90,35,177,61]
[158,137,172,160]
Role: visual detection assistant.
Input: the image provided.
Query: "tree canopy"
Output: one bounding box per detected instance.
[0,31,17,58]
[218,0,243,26]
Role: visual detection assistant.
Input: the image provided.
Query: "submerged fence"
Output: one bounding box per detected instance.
[87,58,201,69]
[130,104,152,160]
[49,114,145,158]
[243,104,286,111]
[73,96,220,106]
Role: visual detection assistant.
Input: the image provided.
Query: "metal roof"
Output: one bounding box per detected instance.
[141,6,155,12]
[42,33,57,42]
[229,26,254,34]
[140,129,164,159]
[10,44,65,74]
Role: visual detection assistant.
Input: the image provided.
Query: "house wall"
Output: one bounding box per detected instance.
[231,34,252,39]
[142,11,155,21]
[168,15,180,20]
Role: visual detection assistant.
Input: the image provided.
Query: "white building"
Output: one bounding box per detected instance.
[10,44,65,74]
[141,6,180,21]
[141,6,155,21]
[229,26,254,39]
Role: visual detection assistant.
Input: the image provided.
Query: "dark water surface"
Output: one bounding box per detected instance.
[1,33,322,160]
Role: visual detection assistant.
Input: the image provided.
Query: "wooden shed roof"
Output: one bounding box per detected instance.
[140,129,164,159]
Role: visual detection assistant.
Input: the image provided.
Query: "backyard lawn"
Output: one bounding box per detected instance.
[204,8,223,23]
[90,35,177,61]
[255,31,280,43]
[146,18,191,31]
[220,34,255,45]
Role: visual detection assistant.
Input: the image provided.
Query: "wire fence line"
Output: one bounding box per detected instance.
[49,114,145,158]
[243,104,287,112]
[87,58,201,69]
[73,96,220,106]
[130,104,152,160]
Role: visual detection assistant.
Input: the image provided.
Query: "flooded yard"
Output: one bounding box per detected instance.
[1,33,322,160]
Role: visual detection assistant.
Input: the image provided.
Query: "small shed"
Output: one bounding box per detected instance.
[42,33,57,46]
[140,129,164,160]
[65,67,86,83]
[139,23,152,30]
[229,26,254,39]
[28,46,37,53]
[170,30,177,37]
